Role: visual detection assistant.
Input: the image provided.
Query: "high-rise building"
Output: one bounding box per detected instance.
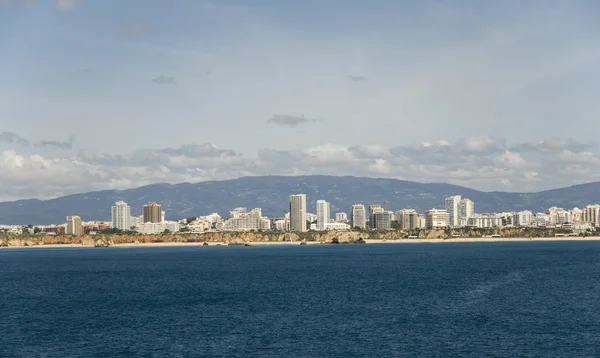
[335,212,348,222]
[351,204,367,229]
[111,201,131,231]
[373,211,394,230]
[570,208,583,223]
[316,200,331,231]
[458,198,474,226]
[513,210,534,227]
[583,204,600,226]
[142,202,162,223]
[548,207,570,225]
[290,194,307,232]
[66,216,83,236]
[396,209,420,230]
[425,209,450,228]
[445,195,461,227]
[369,205,384,228]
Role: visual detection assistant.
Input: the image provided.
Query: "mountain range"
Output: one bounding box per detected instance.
[1,175,599,225]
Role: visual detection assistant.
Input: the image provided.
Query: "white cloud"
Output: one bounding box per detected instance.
[496,151,527,169]
[1,136,600,201]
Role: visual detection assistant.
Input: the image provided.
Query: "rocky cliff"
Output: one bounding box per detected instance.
[0,227,584,248]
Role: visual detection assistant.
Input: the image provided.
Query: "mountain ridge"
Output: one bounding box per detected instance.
[1,175,599,225]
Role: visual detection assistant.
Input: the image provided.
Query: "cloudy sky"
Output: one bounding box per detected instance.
[1,0,600,201]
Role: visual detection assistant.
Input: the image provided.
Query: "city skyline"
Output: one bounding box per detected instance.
[2,1,600,201]
[3,191,600,235]
[138,197,592,231]
[3,2,599,356]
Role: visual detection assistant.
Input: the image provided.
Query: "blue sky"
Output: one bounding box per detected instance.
[1,0,600,200]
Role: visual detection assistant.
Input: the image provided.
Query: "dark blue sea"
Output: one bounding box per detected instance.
[2,242,600,357]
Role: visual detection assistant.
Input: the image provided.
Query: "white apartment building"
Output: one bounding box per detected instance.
[425,209,450,229]
[229,207,247,219]
[290,194,307,232]
[458,198,474,227]
[316,200,331,231]
[513,210,534,227]
[130,215,141,228]
[223,208,271,231]
[351,204,367,229]
[548,207,571,225]
[306,212,318,223]
[164,221,180,233]
[445,195,461,227]
[535,213,553,227]
[111,201,131,231]
[206,213,222,223]
[187,218,212,232]
[467,213,502,228]
[582,204,600,226]
[335,212,348,222]
[325,222,350,230]
[274,219,289,231]
[419,215,426,229]
[570,208,583,223]
[137,221,180,234]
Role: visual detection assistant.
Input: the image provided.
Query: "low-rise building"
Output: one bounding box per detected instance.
[466,213,502,228]
[223,208,271,231]
[137,221,180,234]
[335,213,348,222]
[425,209,449,229]
[325,222,350,230]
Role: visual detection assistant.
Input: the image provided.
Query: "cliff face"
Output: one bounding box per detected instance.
[1,231,366,247]
[0,227,584,247]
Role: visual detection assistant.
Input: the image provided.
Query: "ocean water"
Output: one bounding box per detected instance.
[1,242,600,357]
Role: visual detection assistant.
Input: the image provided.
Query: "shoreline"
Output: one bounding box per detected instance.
[2,236,600,249]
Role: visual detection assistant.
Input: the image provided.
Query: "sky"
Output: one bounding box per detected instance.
[1,0,600,201]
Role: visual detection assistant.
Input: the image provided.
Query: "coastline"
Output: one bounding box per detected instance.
[2,236,600,249]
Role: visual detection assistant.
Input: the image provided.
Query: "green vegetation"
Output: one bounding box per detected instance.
[99,227,137,235]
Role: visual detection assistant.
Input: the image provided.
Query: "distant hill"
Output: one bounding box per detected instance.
[0,175,599,225]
